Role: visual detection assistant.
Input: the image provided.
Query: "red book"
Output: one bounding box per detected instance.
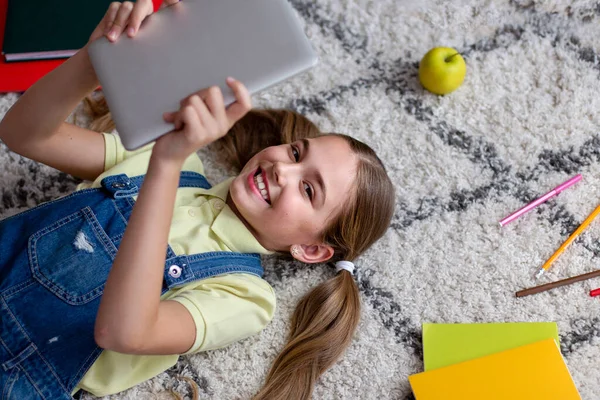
[0,0,163,93]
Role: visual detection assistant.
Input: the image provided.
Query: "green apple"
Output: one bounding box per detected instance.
[418,47,466,95]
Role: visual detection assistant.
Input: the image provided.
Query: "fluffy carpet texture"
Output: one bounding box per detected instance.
[3,0,600,398]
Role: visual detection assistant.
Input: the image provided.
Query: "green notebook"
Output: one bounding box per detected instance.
[2,0,114,62]
[423,322,560,371]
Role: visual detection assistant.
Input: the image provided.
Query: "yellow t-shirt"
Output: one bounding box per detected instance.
[72,133,276,397]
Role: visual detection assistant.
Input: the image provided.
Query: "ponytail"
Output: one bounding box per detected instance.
[253,270,360,400]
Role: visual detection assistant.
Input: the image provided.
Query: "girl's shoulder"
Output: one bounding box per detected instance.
[174,272,275,300]
[168,273,276,353]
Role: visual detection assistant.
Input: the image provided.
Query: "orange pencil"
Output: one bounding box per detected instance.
[535,203,600,279]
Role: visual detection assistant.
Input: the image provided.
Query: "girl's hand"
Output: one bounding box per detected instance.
[88,0,179,44]
[152,78,252,165]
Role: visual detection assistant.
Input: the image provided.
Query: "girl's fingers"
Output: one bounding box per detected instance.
[224,78,252,124]
[89,2,120,42]
[203,87,227,129]
[188,95,215,131]
[171,110,184,130]
[127,0,154,36]
[172,113,183,130]
[180,105,202,133]
[92,0,157,43]
[163,111,184,130]
[163,111,176,122]
[167,82,243,140]
[107,1,134,41]
[103,2,121,34]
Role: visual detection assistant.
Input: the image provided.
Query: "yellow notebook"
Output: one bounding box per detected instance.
[423,322,559,370]
[409,338,581,400]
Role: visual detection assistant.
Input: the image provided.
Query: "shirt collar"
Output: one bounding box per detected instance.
[211,178,274,255]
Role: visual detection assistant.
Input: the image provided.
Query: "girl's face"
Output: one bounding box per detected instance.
[228,135,358,260]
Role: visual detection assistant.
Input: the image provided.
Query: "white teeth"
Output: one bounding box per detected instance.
[254,171,270,202]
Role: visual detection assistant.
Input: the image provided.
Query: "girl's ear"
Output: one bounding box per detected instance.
[292,244,334,264]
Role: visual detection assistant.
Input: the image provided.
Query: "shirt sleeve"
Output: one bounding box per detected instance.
[101,132,156,171]
[169,274,276,355]
[101,132,205,174]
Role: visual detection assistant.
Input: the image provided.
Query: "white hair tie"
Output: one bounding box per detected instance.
[335,260,355,275]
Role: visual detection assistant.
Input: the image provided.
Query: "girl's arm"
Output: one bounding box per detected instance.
[95,80,252,355]
[0,1,173,182]
[0,47,99,150]
[95,153,197,354]
[0,46,110,182]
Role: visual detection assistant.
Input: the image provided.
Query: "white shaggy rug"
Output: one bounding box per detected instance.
[3,0,600,398]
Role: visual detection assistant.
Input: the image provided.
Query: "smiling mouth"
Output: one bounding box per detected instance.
[254,168,271,204]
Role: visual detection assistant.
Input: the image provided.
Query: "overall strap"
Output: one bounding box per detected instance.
[100,171,212,222]
[162,252,264,290]
[100,172,264,288]
[101,171,212,197]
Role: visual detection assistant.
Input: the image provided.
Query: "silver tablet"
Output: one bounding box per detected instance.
[88,0,318,150]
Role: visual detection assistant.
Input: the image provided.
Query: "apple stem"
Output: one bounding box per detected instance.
[445,53,460,62]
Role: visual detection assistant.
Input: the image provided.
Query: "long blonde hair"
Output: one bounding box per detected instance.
[84,95,395,399]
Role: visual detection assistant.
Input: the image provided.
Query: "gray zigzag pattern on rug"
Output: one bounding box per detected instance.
[289,0,368,57]
[285,0,600,362]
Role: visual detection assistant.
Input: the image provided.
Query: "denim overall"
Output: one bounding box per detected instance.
[0,172,263,399]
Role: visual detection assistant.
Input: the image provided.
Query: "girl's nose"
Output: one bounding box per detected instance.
[273,161,298,186]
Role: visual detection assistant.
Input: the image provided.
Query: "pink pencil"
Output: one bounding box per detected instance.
[499,174,582,227]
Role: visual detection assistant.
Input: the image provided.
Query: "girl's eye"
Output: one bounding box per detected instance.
[291,145,300,162]
[303,182,313,200]
[291,145,312,201]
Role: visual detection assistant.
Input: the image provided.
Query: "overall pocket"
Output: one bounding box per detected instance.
[28,206,117,305]
[2,367,45,400]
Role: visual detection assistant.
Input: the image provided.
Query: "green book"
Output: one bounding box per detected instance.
[423,322,560,371]
[2,0,114,62]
